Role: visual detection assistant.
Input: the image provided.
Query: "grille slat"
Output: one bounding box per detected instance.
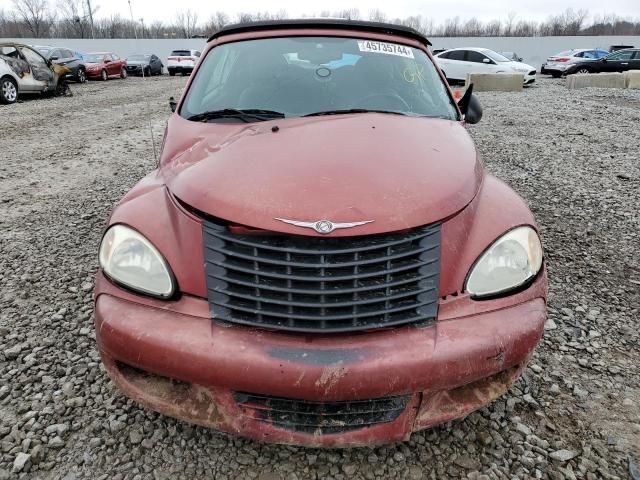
[213,258,438,282]
[211,286,436,309]
[210,298,436,322]
[203,219,441,333]
[206,227,436,255]
[234,392,409,434]
[205,243,432,268]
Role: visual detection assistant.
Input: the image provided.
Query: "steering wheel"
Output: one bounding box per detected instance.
[352,93,410,111]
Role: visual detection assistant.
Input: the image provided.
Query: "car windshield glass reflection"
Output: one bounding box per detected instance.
[181,36,458,122]
[84,54,105,63]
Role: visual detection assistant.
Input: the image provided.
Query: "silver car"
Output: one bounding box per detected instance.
[543,48,609,77]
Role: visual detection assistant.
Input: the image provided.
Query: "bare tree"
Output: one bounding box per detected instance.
[56,0,98,38]
[369,9,387,23]
[203,11,228,34]
[504,11,517,36]
[484,19,502,36]
[175,8,198,38]
[462,17,483,36]
[11,0,52,37]
[442,16,461,36]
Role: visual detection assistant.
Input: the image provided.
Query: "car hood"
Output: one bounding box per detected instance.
[162,114,482,235]
[508,61,535,71]
[85,62,102,67]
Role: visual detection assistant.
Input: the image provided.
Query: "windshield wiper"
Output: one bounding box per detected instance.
[187,109,285,123]
[304,109,407,117]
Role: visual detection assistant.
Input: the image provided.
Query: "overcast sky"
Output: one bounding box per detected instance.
[1,0,638,24]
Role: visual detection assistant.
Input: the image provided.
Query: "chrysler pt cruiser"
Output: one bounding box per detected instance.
[95,19,547,447]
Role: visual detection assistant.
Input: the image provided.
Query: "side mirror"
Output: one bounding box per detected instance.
[458,84,483,124]
[601,58,607,62]
[169,96,177,113]
[50,56,59,61]
[518,57,523,62]
[104,59,111,63]
[482,58,491,64]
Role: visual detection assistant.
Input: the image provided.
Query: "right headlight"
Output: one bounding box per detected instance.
[465,226,543,298]
[99,224,175,298]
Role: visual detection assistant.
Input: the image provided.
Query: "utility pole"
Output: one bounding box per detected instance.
[128,0,138,39]
[86,0,95,39]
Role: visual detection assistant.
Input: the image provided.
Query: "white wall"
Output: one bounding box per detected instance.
[3,36,639,67]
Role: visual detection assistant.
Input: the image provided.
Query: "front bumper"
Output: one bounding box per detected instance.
[168,65,194,73]
[126,65,145,75]
[545,63,568,73]
[95,272,546,447]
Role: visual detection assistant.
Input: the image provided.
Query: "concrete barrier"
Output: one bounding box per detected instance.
[465,73,523,92]
[625,71,640,89]
[566,73,626,90]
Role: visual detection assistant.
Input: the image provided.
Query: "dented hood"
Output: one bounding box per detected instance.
[162,114,483,235]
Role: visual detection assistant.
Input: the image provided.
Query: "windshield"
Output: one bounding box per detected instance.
[85,54,105,63]
[484,50,511,63]
[128,54,149,61]
[181,36,458,121]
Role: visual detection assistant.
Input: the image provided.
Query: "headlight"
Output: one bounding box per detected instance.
[465,226,543,298]
[99,224,175,298]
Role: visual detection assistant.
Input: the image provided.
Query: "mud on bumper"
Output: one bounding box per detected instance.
[95,271,545,447]
[102,353,525,447]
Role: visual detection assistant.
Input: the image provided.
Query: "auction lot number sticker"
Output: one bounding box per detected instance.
[357,40,414,58]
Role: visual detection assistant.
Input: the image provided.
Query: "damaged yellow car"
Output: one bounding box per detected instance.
[0,43,71,104]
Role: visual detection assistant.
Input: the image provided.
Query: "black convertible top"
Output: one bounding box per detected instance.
[208,19,431,46]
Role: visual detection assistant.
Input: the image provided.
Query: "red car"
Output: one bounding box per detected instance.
[95,20,547,447]
[84,52,127,81]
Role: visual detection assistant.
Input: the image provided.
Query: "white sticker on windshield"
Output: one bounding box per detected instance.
[357,40,414,58]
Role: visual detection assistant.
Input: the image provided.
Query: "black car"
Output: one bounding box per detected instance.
[565,48,640,75]
[609,45,634,52]
[125,54,163,76]
[34,45,86,83]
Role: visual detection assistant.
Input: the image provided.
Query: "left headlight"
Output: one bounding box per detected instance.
[465,226,543,298]
[99,224,175,298]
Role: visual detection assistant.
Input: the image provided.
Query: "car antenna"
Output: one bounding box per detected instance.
[130,12,159,163]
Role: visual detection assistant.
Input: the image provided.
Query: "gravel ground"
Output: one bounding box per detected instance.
[0,75,638,480]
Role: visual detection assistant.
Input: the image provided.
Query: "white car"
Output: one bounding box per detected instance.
[542,49,609,77]
[434,47,536,85]
[0,43,67,104]
[167,49,201,76]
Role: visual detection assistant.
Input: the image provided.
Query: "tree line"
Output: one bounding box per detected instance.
[1,0,640,39]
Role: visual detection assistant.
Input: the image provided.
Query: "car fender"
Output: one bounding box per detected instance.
[439,174,539,297]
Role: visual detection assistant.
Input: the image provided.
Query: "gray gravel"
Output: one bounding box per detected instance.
[0,75,639,479]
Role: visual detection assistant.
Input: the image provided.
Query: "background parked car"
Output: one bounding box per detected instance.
[167,49,201,76]
[542,48,609,77]
[0,43,68,104]
[84,52,127,81]
[565,48,640,75]
[34,45,86,83]
[500,51,524,62]
[125,53,163,76]
[434,47,536,85]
